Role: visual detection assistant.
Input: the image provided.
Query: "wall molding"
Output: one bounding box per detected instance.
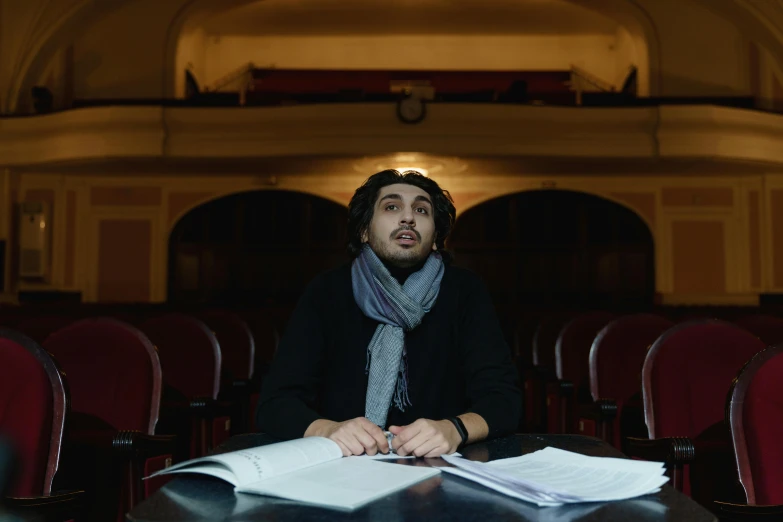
[3,104,783,166]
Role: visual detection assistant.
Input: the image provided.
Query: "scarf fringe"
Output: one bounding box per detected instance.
[393,351,412,411]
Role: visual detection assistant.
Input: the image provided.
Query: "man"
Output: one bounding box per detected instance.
[256,169,521,457]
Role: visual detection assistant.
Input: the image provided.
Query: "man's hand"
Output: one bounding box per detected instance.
[305,417,389,457]
[388,418,461,458]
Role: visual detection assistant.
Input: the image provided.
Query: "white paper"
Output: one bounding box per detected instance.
[145,437,443,511]
[441,447,668,507]
[146,437,343,485]
[237,458,441,510]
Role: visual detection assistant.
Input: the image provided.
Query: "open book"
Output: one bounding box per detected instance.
[145,437,440,511]
[441,447,669,507]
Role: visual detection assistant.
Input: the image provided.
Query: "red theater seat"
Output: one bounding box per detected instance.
[714,346,783,520]
[196,309,257,433]
[547,311,615,434]
[522,312,572,433]
[14,315,74,345]
[0,328,82,521]
[734,314,783,346]
[626,320,765,506]
[577,314,674,448]
[141,313,231,458]
[728,345,783,505]
[43,318,174,521]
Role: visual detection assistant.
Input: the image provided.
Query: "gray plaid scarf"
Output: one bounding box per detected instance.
[351,244,445,427]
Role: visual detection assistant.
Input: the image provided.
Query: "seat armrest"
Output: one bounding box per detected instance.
[625,436,695,463]
[625,436,695,491]
[578,399,618,421]
[112,431,178,458]
[545,379,574,397]
[4,490,84,522]
[713,502,783,521]
[576,399,618,443]
[163,397,232,418]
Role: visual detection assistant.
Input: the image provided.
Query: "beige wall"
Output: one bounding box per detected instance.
[201,34,629,88]
[7,170,777,305]
[56,0,753,102]
[613,26,639,88]
[175,26,208,97]
[0,169,8,242]
[72,0,183,100]
[639,0,751,96]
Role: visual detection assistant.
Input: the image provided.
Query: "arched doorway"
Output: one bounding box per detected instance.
[448,190,655,310]
[168,190,349,305]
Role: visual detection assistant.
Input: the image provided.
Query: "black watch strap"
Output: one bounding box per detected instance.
[447,417,469,448]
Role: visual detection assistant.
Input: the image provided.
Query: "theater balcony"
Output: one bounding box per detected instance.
[1,101,781,166]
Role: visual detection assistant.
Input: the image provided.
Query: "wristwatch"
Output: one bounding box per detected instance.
[446,417,469,448]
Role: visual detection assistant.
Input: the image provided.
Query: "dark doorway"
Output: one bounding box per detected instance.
[168,191,349,306]
[448,190,655,310]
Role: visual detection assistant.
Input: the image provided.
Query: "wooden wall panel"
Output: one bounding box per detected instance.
[97,220,151,302]
[748,191,761,288]
[672,221,726,293]
[661,187,733,207]
[771,190,783,288]
[608,192,656,227]
[168,191,216,227]
[64,190,76,287]
[91,186,162,207]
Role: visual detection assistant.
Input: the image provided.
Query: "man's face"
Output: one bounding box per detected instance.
[363,183,437,268]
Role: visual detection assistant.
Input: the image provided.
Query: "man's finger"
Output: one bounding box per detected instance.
[392,424,421,452]
[359,419,390,453]
[421,439,449,458]
[340,434,365,456]
[396,431,429,457]
[335,440,352,457]
[351,426,380,455]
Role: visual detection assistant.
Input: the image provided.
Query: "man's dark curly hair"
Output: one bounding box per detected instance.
[347,169,456,261]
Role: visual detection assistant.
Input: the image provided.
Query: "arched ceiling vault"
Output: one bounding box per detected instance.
[5,0,783,112]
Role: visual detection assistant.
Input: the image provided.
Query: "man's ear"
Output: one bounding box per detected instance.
[361,229,368,243]
[432,233,438,251]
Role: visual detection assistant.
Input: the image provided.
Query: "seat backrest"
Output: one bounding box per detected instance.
[733,314,783,346]
[0,329,66,497]
[589,314,674,402]
[196,309,255,383]
[14,315,73,344]
[43,318,161,434]
[642,319,765,440]
[237,309,279,372]
[532,313,573,369]
[141,313,221,400]
[727,345,783,505]
[555,311,615,389]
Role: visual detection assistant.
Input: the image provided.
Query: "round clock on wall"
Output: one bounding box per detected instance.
[396,95,426,124]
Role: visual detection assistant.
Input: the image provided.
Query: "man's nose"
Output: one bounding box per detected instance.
[400,208,416,226]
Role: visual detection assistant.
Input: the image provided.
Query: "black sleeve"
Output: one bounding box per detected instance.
[255,276,328,440]
[459,274,522,439]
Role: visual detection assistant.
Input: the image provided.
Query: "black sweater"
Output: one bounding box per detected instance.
[256,262,522,441]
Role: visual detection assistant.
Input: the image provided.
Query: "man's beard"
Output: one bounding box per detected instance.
[367,229,432,268]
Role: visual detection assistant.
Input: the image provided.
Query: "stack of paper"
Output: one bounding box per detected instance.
[441,447,668,507]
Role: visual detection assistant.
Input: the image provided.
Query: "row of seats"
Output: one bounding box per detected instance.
[4,299,783,519]
[515,310,783,518]
[0,307,279,522]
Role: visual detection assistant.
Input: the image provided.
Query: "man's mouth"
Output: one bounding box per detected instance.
[394,230,419,245]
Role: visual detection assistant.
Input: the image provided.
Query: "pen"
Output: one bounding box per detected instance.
[383,430,395,454]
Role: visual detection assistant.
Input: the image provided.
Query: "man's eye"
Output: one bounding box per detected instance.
[386,204,398,211]
[416,208,429,214]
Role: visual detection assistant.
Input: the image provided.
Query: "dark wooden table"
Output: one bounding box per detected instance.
[127,433,717,521]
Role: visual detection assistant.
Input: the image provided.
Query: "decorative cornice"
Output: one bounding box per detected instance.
[0,103,782,167]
